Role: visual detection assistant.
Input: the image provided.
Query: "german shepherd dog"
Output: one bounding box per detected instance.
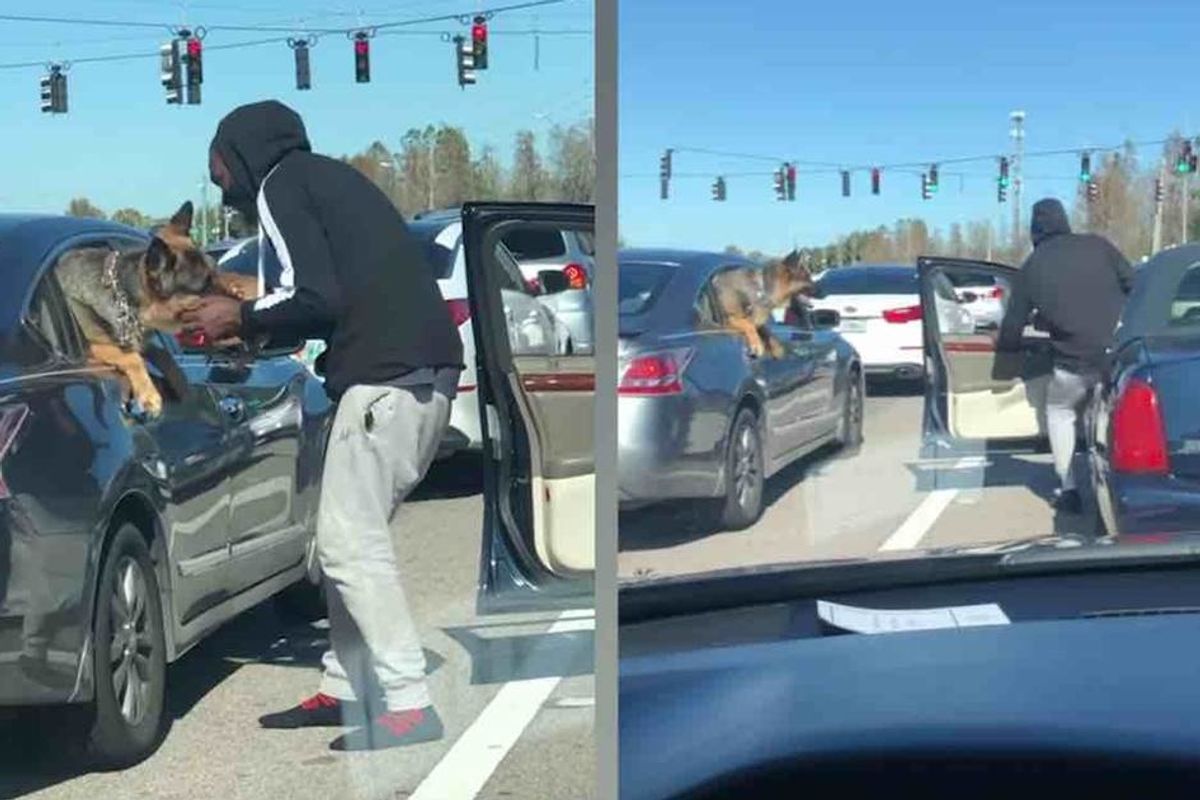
[711,250,816,358]
[55,201,255,417]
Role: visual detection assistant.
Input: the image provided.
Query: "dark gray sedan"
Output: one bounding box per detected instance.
[618,249,864,530]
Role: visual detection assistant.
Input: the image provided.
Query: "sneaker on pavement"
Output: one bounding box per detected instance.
[329,706,444,751]
[259,692,357,729]
[1054,488,1083,515]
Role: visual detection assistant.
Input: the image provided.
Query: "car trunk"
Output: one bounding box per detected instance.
[1141,335,1200,480]
[810,292,923,360]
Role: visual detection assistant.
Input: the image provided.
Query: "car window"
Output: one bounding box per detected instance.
[1168,264,1200,326]
[575,231,595,257]
[619,262,675,315]
[26,273,70,357]
[816,268,919,296]
[695,285,721,327]
[501,227,568,261]
[409,220,460,280]
[494,242,534,294]
[784,298,814,329]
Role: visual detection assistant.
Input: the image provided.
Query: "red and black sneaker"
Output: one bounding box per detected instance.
[259,693,359,729]
[329,706,444,751]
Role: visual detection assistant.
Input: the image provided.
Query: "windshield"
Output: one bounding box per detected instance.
[816,268,919,296]
[619,261,675,316]
[617,1,1194,597]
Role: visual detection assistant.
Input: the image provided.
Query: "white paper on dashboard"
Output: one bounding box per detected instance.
[815,600,1010,634]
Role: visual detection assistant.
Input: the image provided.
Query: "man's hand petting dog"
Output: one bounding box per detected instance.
[180,294,243,342]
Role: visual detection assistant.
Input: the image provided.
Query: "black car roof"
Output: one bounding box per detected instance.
[1115,243,1200,345]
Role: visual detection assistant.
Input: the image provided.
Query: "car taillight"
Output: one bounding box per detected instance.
[618,349,694,396]
[563,263,587,290]
[0,404,29,501]
[446,298,471,327]
[989,286,1005,300]
[176,329,208,348]
[1111,377,1169,475]
[883,305,922,324]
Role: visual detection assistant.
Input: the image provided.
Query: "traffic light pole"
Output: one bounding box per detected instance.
[1184,170,1191,245]
[1010,111,1026,254]
[1153,159,1166,254]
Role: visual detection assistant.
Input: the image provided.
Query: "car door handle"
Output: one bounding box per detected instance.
[219,396,246,422]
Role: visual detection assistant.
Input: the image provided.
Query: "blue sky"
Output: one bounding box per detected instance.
[0,0,593,218]
[619,0,1199,254]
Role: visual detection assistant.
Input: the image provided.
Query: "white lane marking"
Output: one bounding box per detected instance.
[878,457,975,552]
[409,609,594,800]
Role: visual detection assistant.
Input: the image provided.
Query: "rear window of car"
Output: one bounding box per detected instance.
[409,221,459,280]
[502,228,567,261]
[816,268,919,296]
[620,262,675,316]
[945,271,997,288]
[1168,264,1200,326]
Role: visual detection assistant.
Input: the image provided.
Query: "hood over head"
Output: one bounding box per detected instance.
[210,100,310,217]
[1030,197,1071,245]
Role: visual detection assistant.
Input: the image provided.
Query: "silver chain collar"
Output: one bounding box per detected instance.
[102,251,143,350]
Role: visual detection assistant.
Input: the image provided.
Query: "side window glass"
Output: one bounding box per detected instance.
[497,222,593,357]
[695,285,720,327]
[1169,265,1200,327]
[27,274,70,358]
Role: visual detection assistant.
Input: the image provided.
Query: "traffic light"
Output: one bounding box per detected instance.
[998,156,1010,187]
[659,149,672,200]
[711,176,726,202]
[1079,152,1091,183]
[455,35,476,88]
[840,170,850,197]
[472,15,489,70]
[773,168,786,201]
[39,65,67,114]
[1177,141,1195,174]
[785,163,796,201]
[1155,177,1164,204]
[871,167,880,195]
[160,40,182,104]
[353,32,370,83]
[921,173,932,200]
[928,163,939,194]
[1086,180,1099,203]
[997,181,1007,203]
[185,34,202,105]
[292,39,312,90]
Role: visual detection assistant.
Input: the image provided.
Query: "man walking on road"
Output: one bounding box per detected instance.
[181,100,464,751]
[997,197,1133,515]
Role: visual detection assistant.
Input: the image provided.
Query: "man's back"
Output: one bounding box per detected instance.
[998,198,1133,371]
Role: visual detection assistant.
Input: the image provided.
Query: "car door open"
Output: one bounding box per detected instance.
[462,202,594,613]
[919,256,1054,458]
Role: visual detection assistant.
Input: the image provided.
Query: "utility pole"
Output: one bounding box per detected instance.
[1184,167,1192,246]
[1010,110,1026,255]
[1153,159,1166,254]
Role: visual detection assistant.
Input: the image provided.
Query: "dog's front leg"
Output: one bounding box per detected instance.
[90,343,163,418]
[761,328,786,359]
[726,318,766,357]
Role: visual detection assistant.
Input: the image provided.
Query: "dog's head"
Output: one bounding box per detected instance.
[142,201,217,299]
[768,249,815,299]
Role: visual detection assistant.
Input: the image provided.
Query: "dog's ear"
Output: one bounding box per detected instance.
[782,249,802,269]
[145,236,173,275]
[167,201,194,236]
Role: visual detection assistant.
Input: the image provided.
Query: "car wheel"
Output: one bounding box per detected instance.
[87,523,168,768]
[720,408,765,531]
[274,577,327,623]
[835,371,865,456]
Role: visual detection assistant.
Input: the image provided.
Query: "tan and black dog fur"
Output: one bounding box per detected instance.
[55,201,255,416]
[711,250,816,358]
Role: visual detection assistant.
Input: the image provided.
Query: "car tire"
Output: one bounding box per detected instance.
[835,370,865,457]
[274,577,327,623]
[86,522,168,769]
[720,408,765,531]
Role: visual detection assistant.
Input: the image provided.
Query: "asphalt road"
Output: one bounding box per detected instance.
[0,454,595,800]
[618,382,1096,580]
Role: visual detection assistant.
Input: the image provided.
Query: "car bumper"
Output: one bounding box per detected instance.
[864,362,924,380]
[618,395,724,504]
[1094,469,1200,537]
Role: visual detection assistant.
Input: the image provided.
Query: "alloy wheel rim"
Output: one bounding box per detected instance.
[109,557,153,727]
[735,422,760,510]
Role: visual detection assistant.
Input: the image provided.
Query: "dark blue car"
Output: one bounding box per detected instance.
[0,214,332,767]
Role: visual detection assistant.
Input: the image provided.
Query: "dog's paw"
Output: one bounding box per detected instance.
[767,340,786,359]
[135,388,164,418]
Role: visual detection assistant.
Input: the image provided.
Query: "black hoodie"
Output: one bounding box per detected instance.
[997,198,1134,372]
[210,101,463,400]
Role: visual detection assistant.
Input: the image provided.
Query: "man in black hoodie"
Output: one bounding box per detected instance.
[997,197,1133,514]
[182,100,463,751]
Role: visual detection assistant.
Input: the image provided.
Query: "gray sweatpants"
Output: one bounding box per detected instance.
[314,383,452,712]
[1045,366,1096,492]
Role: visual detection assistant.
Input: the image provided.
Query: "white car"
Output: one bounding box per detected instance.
[501,226,596,354]
[947,271,1007,329]
[409,214,574,458]
[809,264,973,381]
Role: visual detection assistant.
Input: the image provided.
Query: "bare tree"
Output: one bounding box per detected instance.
[67,197,105,219]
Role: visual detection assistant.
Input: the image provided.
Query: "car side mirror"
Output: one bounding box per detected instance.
[813,309,841,329]
[538,269,570,295]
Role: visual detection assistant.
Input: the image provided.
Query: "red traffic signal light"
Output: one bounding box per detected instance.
[472,15,489,69]
[870,167,880,195]
[354,33,370,83]
[785,163,796,201]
